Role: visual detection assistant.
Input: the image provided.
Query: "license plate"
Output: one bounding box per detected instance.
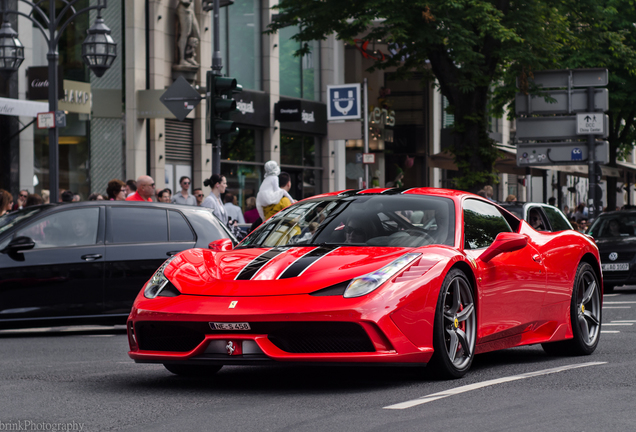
[210,322,251,331]
[601,263,629,271]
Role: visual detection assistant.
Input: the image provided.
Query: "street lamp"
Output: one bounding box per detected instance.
[0,0,116,203]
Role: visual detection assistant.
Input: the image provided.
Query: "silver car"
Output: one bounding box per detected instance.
[499,202,573,232]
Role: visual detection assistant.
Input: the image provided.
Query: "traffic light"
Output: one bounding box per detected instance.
[206,71,241,143]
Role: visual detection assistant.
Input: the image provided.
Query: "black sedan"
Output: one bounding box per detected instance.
[587,210,636,292]
[0,201,236,329]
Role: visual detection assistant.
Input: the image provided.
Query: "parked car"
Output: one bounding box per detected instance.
[127,188,601,379]
[499,202,573,232]
[586,210,636,292]
[0,201,236,329]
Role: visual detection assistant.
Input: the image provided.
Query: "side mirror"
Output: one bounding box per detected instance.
[479,232,528,263]
[2,236,35,254]
[208,238,233,252]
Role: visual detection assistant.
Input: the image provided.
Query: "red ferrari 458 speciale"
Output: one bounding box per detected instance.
[127,188,602,379]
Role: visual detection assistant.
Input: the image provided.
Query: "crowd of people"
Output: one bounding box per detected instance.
[0,160,297,237]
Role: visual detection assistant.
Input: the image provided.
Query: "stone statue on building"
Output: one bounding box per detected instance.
[176,0,200,67]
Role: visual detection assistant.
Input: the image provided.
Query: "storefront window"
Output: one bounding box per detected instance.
[33,114,90,199]
[279,26,320,100]
[221,163,263,215]
[221,128,263,162]
[280,133,321,200]
[220,0,262,90]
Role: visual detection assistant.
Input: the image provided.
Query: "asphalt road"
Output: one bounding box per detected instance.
[1,287,636,432]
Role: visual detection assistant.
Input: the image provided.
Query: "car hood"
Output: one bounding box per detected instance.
[594,236,636,251]
[164,246,445,296]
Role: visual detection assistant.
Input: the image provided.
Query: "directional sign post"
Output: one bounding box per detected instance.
[327,84,361,121]
[515,69,609,219]
[159,76,203,121]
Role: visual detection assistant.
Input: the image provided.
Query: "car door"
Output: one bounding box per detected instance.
[0,206,105,322]
[462,199,546,342]
[103,206,196,316]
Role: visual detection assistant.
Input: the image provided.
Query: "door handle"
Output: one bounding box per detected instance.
[167,250,181,256]
[81,254,103,261]
[532,254,542,263]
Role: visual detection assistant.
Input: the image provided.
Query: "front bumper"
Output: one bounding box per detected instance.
[127,293,434,365]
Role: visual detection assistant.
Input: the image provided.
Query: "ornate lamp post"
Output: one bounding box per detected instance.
[0,0,116,203]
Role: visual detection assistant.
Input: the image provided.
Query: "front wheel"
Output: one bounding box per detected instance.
[428,269,476,379]
[163,364,223,377]
[542,262,601,356]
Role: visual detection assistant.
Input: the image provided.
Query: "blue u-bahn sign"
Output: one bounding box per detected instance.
[327,84,361,121]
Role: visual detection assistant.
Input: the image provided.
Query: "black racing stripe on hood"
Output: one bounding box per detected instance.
[235,249,284,280]
[278,246,338,279]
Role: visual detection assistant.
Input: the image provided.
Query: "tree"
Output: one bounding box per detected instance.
[268,0,632,192]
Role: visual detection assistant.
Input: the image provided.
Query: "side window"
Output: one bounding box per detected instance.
[110,207,168,243]
[169,211,195,242]
[463,199,512,249]
[15,208,100,248]
[544,207,572,232]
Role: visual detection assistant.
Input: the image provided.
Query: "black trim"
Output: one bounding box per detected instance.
[235,249,284,280]
[309,280,352,296]
[278,247,335,279]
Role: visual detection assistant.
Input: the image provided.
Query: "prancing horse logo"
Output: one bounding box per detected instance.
[226,341,236,355]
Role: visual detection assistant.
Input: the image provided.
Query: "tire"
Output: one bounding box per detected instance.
[163,364,223,377]
[542,262,601,356]
[428,268,476,379]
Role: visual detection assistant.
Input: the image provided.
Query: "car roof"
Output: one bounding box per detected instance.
[23,201,208,212]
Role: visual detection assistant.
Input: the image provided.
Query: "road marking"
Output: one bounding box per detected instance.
[601,331,620,334]
[604,294,620,297]
[611,320,636,323]
[603,301,636,304]
[602,323,633,326]
[383,362,607,410]
[603,306,631,309]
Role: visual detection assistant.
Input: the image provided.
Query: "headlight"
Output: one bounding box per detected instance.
[344,253,421,298]
[144,256,176,299]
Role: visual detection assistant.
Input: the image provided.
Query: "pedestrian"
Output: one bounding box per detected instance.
[224,192,245,224]
[193,188,204,206]
[243,196,259,224]
[25,193,43,207]
[505,194,517,202]
[0,189,13,216]
[202,174,230,224]
[125,179,137,197]
[61,190,74,203]
[41,189,50,204]
[126,175,155,202]
[72,193,81,202]
[256,161,295,222]
[574,203,588,222]
[88,193,104,201]
[106,179,127,200]
[157,189,172,203]
[483,185,495,201]
[172,176,196,205]
[548,197,556,206]
[13,190,28,210]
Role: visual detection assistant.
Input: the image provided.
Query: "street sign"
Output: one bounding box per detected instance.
[327,84,361,120]
[362,153,375,164]
[517,141,609,166]
[577,113,605,135]
[37,112,55,129]
[515,88,609,114]
[517,68,608,89]
[516,115,609,140]
[160,76,202,122]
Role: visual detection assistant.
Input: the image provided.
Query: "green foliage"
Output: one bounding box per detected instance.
[269,0,636,191]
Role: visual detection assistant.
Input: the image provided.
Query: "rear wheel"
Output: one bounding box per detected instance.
[542,262,601,356]
[429,269,476,379]
[163,364,223,377]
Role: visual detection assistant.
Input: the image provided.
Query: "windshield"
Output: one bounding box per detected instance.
[0,206,49,237]
[588,213,636,238]
[239,194,455,248]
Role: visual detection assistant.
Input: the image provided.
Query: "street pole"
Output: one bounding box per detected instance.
[211,0,222,177]
[47,31,59,203]
[363,78,369,188]
[587,86,598,220]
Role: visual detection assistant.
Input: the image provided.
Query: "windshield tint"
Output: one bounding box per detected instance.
[239,194,455,248]
[0,206,49,236]
[588,213,636,238]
